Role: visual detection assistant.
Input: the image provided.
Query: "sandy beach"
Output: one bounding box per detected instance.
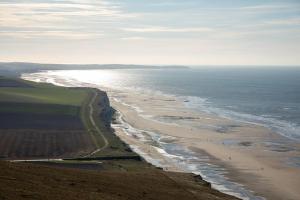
[108,88,300,200]
[22,72,300,200]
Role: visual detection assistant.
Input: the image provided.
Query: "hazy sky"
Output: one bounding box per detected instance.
[0,0,300,65]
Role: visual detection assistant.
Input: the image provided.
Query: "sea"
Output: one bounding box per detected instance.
[22,66,300,200]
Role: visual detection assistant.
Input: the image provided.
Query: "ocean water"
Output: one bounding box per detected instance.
[42,67,300,141]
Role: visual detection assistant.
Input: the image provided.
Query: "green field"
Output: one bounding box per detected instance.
[0,78,98,158]
[0,84,87,106]
[0,77,137,161]
[0,77,89,116]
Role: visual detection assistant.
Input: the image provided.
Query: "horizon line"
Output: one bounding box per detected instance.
[1,61,300,67]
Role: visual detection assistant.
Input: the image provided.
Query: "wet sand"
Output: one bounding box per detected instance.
[109,89,300,200]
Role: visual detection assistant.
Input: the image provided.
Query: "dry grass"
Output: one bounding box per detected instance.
[0,161,239,200]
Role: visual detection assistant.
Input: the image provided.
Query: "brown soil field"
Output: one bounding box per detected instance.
[0,161,239,200]
[0,78,31,88]
[0,130,96,159]
[0,112,84,130]
[0,102,81,117]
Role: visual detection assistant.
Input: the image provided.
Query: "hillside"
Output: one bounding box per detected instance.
[0,161,238,200]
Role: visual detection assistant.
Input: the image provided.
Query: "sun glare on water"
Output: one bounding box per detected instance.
[49,70,120,88]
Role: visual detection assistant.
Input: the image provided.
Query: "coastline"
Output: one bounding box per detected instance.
[109,88,300,200]
[21,72,300,200]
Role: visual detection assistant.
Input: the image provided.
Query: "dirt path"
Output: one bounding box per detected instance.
[84,91,109,157]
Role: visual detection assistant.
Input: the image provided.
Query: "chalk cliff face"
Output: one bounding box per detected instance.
[97,90,114,129]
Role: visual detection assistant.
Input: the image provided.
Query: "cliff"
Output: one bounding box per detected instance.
[96,90,114,129]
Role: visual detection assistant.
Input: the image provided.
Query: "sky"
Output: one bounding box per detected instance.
[0,0,300,66]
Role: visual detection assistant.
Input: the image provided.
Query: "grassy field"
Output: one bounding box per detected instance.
[0,84,87,106]
[0,77,137,159]
[0,130,95,159]
[0,77,88,117]
[0,102,80,116]
[0,76,32,87]
[0,77,98,159]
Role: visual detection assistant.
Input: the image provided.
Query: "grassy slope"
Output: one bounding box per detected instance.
[80,89,105,149]
[0,102,80,116]
[0,78,92,114]
[0,85,87,106]
[0,161,238,200]
[0,78,88,116]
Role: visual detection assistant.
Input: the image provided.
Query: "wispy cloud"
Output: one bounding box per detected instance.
[0,0,138,40]
[0,30,103,39]
[122,26,213,33]
[0,0,299,65]
[121,36,146,41]
[239,3,297,11]
[0,1,135,28]
[264,18,300,26]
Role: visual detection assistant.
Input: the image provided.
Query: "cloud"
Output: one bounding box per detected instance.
[0,1,136,29]
[121,36,146,41]
[240,4,295,11]
[264,18,300,26]
[0,0,139,40]
[122,26,213,33]
[0,30,103,39]
[236,3,300,16]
